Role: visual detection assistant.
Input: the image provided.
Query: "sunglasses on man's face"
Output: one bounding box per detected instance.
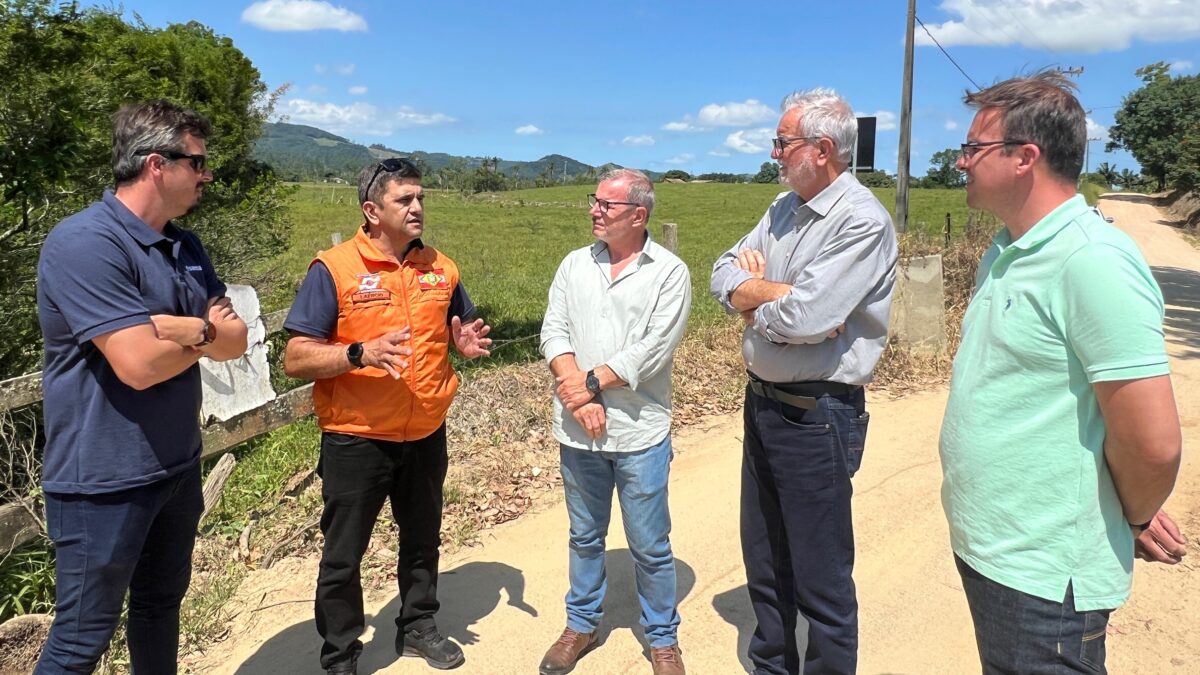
[138,149,207,172]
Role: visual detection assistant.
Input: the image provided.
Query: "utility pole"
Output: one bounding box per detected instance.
[1057,66,1085,77]
[895,0,916,234]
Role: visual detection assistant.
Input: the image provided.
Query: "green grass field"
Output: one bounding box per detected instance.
[267,181,976,364]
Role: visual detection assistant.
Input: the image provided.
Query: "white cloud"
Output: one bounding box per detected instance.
[708,149,731,157]
[665,153,695,165]
[305,84,327,94]
[348,85,368,96]
[622,135,655,146]
[1086,117,1110,142]
[664,99,775,132]
[279,98,455,136]
[314,63,356,76]
[242,0,367,32]
[863,110,897,131]
[915,0,1200,53]
[723,128,775,154]
[1171,59,1195,72]
[515,124,545,136]
[944,119,959,131]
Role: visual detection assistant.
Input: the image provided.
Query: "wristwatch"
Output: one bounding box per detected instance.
[585,369,601,396]
[197,319,216,347]
[347,342,365,369]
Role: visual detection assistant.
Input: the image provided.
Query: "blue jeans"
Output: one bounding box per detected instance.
[956,556,1112,674]
[741,385,867,675]
[559,435,680,647]
[36,463,203,674]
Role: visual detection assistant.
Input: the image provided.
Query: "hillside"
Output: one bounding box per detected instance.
[253,122,636,182]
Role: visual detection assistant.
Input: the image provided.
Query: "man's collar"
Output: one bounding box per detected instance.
[590,231,656,262]
[794,171,854,217]
[1000,195,1090,251]
[353,226,427,263]
[103,190,168,247]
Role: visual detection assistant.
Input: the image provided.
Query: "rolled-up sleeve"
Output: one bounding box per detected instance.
[606,263,692,390]
[755,216,894,344]
[710,211,770,313]
[540,255,575,362]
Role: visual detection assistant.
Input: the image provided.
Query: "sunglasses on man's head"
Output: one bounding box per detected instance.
[365,157,419,197]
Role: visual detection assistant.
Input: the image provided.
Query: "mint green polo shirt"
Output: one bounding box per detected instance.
[940,195,1169,611]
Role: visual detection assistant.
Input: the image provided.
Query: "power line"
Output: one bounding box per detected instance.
[916,15,983,91]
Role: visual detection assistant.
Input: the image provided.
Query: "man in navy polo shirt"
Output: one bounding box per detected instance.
[34,100,248,673]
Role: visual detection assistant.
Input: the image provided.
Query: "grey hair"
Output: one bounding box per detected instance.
[111,100,212,184]
[780,88,857,166]
[597,168,656,220]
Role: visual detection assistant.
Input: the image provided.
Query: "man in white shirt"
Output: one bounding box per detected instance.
[538,168,692,675]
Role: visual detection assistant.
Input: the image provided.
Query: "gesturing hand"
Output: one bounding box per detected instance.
[452,316,492,358]
[363,327,413,379]
[572,401,606,440]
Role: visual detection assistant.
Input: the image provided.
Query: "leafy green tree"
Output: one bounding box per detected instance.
[1108,62,1200,192]
[1117,168,1144,191]
[661,169,692,181]
[0,0,291,377]
[856,170,896,188]
[753,162,779,183]
[924,148,965,188]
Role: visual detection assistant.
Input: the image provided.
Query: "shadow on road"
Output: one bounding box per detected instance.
[231,551,696,673]
[1153,266,1200,360]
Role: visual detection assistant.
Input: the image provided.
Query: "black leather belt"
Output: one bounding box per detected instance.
[748,375,862,410]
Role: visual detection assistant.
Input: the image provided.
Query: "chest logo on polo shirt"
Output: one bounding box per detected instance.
[417,269,449,290]
[351,273,389,304]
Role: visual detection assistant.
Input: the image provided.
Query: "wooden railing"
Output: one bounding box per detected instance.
[0,306,310,556]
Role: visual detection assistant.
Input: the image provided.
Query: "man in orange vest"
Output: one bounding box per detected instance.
[283,158,491,675]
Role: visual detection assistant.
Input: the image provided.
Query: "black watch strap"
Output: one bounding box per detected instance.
[347,342,365,369]
[586,369,601,396]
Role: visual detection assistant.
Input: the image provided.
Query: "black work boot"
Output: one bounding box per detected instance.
[397,624,465,670]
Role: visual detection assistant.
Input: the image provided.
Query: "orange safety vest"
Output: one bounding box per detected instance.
[311,228,460,441]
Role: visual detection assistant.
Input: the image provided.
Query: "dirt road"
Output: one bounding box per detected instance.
[189,194,1199,674]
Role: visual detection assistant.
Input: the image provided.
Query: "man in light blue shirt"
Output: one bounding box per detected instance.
[539,168,691,675]
[940,70,1184,673]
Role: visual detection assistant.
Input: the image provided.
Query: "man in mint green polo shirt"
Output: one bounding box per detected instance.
[940,70,1184,673]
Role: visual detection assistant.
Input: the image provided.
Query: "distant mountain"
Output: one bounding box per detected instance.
[253,122,655,183]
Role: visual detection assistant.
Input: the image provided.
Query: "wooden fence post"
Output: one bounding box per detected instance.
[662,222,678,253]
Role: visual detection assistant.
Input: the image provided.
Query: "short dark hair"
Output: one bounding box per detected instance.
[964,70,1086,183]
[357,158,422,206]
[111,100,212,184]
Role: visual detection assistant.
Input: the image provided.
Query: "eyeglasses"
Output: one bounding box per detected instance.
[958,139,1035,160]
[364,157,419,199]
[138,149,207,172]
[588,194,640,214]
[772,136,823,153]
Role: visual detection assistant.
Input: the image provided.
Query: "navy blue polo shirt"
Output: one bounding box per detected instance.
[36,190,225,494]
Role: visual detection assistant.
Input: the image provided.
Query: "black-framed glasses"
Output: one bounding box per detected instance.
[364,157,419,199]
[138,149,207,172]
[587,194,640,214]
[959,139,1034,160]
[771,135,823,153]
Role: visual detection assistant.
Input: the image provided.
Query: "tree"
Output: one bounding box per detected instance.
[661,169,692,181]
[753,162,779,184]
[923,148,965,188]
[1107,62,1200,192]
[1094,162,1119,188]
[856,170,896,188]
[0,0,291,377]
[1117,168,1144,191]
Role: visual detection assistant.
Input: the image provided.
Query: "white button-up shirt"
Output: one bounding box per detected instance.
[540,235,692,452]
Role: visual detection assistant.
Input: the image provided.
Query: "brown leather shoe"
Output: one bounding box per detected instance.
[651,644,685,675]
[538,627,598,675]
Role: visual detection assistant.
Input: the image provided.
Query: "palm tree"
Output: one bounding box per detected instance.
[1117,168,1142,191]
[1095,162,1118,188]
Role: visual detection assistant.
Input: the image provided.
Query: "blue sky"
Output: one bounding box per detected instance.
[100,0,1198,177]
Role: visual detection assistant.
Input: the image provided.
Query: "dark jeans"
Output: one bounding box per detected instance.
[741,384,868,675]
[36,463,203,674]
[315,426,449,668]
[956,556,1112,674]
